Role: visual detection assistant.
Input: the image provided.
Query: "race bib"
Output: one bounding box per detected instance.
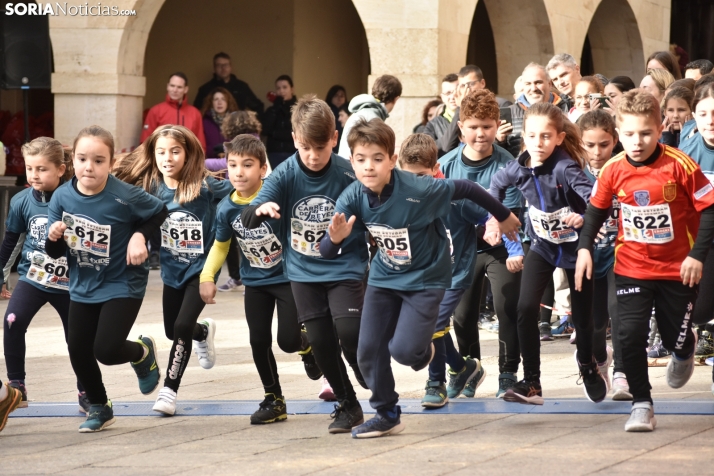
[606,198,620,232]
[238,234,282,269]
[528,206,578,244]
[621,203,673,244]
[290,218,327,257]
[161,217,204,254]
[367,226,412,266]
[62,213,111,257]
[26,251,69,291]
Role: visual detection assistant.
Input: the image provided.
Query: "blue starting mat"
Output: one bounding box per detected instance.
[9,399,714,418]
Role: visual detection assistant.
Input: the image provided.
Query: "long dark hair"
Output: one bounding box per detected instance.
[325,85,347,108]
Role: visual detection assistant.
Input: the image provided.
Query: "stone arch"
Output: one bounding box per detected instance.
[585,0,646,83]
[480,0,555,97]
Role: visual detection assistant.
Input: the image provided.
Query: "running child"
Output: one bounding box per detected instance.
[489,102,608,405]
[45,125,168,432]
[200,134,319,424]
[396,134,486,408]
[241,95,369,434]
[113,125,233,415]
[0,138,88,412]
[575,90,714,432]
[438,89,525,399]
[320,119,520,438]
[679,83,714,396]
[578,110,629,400]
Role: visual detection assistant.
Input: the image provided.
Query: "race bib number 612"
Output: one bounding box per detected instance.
[62,212,111,257]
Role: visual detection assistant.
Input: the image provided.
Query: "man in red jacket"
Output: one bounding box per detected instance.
[141,72,207,150]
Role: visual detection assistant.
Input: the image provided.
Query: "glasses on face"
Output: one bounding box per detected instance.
[458,80,479,91]
[441,90,456,97]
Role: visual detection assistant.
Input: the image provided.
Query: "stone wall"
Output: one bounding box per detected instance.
[49,0,672,152]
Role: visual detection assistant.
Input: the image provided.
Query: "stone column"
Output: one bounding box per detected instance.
[50,0,163,151]
[352,0,477,152]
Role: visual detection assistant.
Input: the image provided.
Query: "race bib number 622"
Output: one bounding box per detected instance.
[62,212,111,257]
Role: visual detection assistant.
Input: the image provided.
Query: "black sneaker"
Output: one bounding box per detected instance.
[328,399,364,434]
[250,394,287,424]
[539,322,553,341]
[575,351,607,403]
[298,349,323,380]
[503,379,544,405]
[696,331,714,357]
[78,392,91,414]
[351,364,369,389]
[8,381,27,408]
[149,251,160,270]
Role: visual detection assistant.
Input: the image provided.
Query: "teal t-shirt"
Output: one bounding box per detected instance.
[442,199,488,290]
[5,188,68,294]
[215,192,287,287]
[251,153,369,283]
[47,175,165,303]
[584,167,617,279]
[155,176,232,289]
[335,168,456,291]
[681,133,714,183]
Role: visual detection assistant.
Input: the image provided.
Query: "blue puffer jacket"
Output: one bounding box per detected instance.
[489,146,592,268]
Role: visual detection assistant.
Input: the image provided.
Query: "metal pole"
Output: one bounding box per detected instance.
[22,88,30,144]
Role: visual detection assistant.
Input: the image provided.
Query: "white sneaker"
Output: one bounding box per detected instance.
[625,401,656,432]
[666,330,696,389]
[152,387,177,416]
[318,378,335,401]
[597,345,613,391]
[612,372,633,401]
[194,318,216,369]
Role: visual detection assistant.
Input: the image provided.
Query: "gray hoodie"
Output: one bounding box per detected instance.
[337,94,389,158]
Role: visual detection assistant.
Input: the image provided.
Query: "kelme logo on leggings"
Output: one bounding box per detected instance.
[168,339,186,380]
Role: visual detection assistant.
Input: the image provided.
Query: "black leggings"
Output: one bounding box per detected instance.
[594,267,623,370]
[693,243,714,326]
[303,316,360,403]
[226,235,241,281]
[3,281,81,390]
[245,283,302,396]
[68,298,144,405]
[518,250,595,381]
[452,246,521,374]
[162,276,207,392]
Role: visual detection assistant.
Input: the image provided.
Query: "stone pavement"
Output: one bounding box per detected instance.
[1,269,714,475]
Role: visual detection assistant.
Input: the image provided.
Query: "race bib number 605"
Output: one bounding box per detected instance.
[27,251,69,290]
[62,213,111,257]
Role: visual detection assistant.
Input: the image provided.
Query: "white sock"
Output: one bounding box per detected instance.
[0,383,8,401]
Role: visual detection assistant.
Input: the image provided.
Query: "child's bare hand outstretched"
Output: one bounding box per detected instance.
[498,212,521,242]
[563,212,583,229]
[256,202,281,219]
[329,213,356,244]
[200,282,217,304]
[48,221,67,242]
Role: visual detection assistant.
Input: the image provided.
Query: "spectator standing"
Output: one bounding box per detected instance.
[201,87,239,157]
[684,60,714,81]
[326,85,348,150]
[413,98,442,133]
[423,74,458,142]
[193,52,264,116]
[646,51,683,80]
[546,53,582,109]
[263,75,298,170]
[141,73,206,151]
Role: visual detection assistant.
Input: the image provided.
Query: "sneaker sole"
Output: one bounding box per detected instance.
[612,388,633,401]
[503,390,544,405]
[625,416,656,432]
[17,400,28,409]
[78,417,116,433]
[421,398,448,408]
[250,414,287,424]
[328,417,364,434]
[0,388,23,431]
[353,421,405,439]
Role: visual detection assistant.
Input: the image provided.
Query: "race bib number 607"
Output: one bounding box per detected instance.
[62,212,111,257]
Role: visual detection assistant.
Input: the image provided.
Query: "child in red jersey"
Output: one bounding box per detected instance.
[575,90,714,432]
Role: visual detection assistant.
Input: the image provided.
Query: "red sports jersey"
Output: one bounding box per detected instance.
[591,145,714,280]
